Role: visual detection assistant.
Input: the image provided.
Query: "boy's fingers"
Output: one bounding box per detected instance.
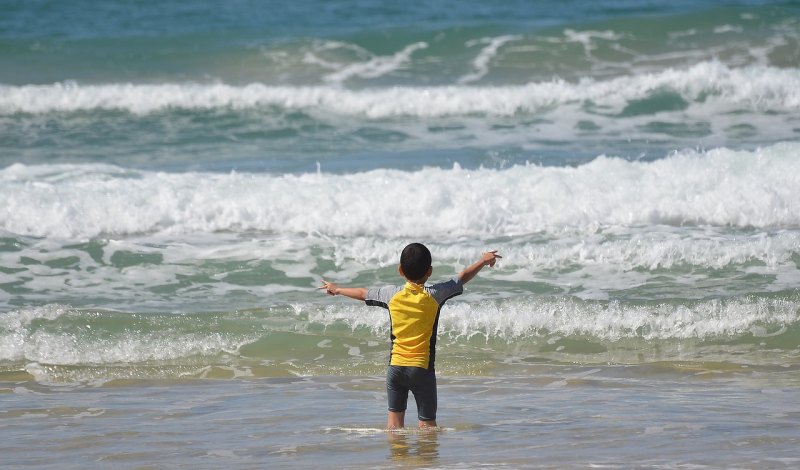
[486,251,501,267]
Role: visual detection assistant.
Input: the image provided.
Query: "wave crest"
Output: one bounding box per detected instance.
[2,143,799,239]
[1,62,798,116]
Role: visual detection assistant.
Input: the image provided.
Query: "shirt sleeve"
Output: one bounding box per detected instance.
[426,278,464,305]
[365,285,400,309]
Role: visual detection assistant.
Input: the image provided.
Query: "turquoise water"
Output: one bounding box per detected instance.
[2,0,800,467]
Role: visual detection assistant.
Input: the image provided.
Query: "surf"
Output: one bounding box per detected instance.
[3,294,799,383]
[2,62,798,116]
[2,142,799,239]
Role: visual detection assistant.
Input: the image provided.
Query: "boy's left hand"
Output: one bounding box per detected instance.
[319,280,338,296]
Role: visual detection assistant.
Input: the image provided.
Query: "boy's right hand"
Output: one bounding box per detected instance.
[481,250,502,267]
[458,250,502,284]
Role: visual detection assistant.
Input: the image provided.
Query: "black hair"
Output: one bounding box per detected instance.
[400,243,432,282]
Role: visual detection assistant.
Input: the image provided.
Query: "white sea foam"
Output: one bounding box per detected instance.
[1,62,798,116]
[2,294,798,369]
[442,296,800,341]
[1,226,796,314]
[307,294,800,341]
[0,305,256,364]
[0,304,71,329]
[1,143,799,240]
[459,35,521,84]
[563,29,627,57]
[6,330,243,365]
[322,42,429,84]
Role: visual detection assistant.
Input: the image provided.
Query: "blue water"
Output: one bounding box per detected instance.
[2,0,800,467]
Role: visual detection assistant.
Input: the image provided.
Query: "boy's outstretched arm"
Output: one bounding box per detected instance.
[458,250,501,284]
[319,281,367,301]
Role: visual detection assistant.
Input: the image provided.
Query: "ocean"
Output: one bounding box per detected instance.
[2,0,800,467]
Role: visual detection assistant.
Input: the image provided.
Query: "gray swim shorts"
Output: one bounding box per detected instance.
[386,365,437,421]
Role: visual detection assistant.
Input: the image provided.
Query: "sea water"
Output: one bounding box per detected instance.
[2,1,800,468]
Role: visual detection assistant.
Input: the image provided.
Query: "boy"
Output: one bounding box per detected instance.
[319,243,501,429]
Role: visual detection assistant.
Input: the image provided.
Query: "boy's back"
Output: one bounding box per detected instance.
[366,278,463,370]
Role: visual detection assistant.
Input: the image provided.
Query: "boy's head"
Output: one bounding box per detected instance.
[400,243,432,283]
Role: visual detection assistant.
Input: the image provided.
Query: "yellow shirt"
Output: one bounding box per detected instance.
[366,279,463,370]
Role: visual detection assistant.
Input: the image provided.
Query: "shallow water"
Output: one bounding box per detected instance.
[4,366,800,469]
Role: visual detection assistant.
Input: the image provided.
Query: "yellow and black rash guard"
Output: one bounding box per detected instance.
[365,279,463,370]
